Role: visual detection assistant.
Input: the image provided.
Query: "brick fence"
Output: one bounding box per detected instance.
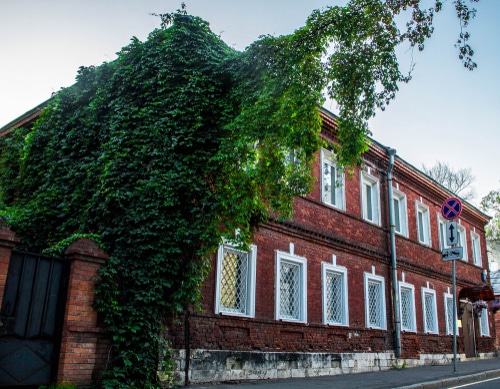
[0,225,109,388]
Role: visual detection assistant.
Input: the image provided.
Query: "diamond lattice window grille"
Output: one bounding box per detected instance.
[280,261,301,320]
[400,287,414,331]
[325,271,344,324]
[368,280,383,327]
[220,247,249,314]
[424,292,437,333]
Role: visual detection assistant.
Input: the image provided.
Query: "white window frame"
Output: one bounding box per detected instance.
[422,287,439,334]
[392,188,408,237]
[416,202,431,246]
[275,250,307,323]
[361,171,381,225]
[364,272,387,329]
[457,224,468,262]
[479,308,490,337]
[444,292,458,335]
[322,262,349,326]
[437,216,450,251]
[399,282,417,332]
[215,244,257,317]
[471,231,482,267]
[321,148,345,210]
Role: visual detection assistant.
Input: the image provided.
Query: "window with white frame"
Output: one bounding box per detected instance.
[479,308,490,336]
[416,202,431,246]
[438,216,450,251]
[444,292,457,335]
[457,224,468,261]
[364,272,386,329]
[275,250,307,323]
[322,262,348,326]
[422,287,438,334]
[393,188,408,236]
[471,232,482,267]
[361,172,381,225]
[321,149,345,210]
[399,283,416,332]
[215,244,257,317]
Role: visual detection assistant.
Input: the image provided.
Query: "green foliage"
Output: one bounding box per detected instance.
[0,1,479,388]
[39,383,77,389]
[481,189,500,242]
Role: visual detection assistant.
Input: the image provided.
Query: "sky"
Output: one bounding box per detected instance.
[0,0,498,206]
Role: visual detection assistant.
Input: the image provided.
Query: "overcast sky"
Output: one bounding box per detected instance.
[0,0,498,205]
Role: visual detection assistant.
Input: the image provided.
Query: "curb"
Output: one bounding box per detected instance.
[399,369,500,389]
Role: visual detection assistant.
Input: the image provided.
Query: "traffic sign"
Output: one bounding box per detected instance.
[442,247,463,261]
[441,197,462,220]
[446,221,458,246]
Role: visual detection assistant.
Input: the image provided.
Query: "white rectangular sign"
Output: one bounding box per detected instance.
[442,247,463,261]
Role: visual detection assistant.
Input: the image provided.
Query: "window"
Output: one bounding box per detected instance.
[361,172,380,225]
[444,292,457,335]
[215,244,257,317]
[275,251,307,323]
[416,202,431,246]
[399,283,416,332]
[471,232,482,267]
[364,272,386,329]
[422,287,438,334]
[479,308,490,337]
[322,262,348,326]
[392,189,408,236]
[457,224,468,261]
[321,149,345,210]
[438,216,450,251]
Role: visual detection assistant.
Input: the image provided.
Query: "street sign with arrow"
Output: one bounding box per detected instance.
[446,221,458,246]
[442,247,463,261]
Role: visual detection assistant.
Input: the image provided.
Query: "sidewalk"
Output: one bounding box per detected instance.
[190,357,500,388]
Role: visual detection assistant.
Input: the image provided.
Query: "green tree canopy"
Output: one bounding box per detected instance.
[0,1,480,387]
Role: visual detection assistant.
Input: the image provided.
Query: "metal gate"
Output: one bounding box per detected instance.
[0,251,69,387]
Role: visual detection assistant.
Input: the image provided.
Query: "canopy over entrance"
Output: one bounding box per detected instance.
[458,284,495,302]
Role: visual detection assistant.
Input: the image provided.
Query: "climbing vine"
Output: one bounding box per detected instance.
[0,1,478,388]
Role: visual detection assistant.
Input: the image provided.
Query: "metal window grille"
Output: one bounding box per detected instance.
[220,247,249,314]
[280,261,301,320]
[445,296,454,335]
[325,270,344,324]
[367,279,383,327]
[400,287,414,331]
[424,292,437,333]
[480,308,489,336]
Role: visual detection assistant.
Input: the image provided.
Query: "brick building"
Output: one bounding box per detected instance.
[166,109,496,384]
[0,107,496,387]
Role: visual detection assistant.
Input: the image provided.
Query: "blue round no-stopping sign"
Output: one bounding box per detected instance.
[441,197,462,220]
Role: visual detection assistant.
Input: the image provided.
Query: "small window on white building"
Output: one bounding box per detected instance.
[399,282,416,332]
[444,292,457,335]
[416,202,431,246]
[321,149,345,210]
[471,232,482,267]
[393,188,408,237]
[322,262,348,326]
[479,308,490,337]
[361,172,381,225]
[364,272,386,329]
[275,250,307,323]
[215,244,257,317]
[422,286,439,334]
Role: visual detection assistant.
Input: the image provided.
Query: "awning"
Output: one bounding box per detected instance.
[458,284,495,302]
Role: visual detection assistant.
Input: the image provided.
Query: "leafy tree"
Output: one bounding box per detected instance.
[481,188,500,243]
[422,161,476,200]
[0,1,481,387]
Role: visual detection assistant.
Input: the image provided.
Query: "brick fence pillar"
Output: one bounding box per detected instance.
[57,238,109,388]
[0,223,19,310]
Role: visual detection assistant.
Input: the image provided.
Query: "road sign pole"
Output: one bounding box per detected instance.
[452,257,457,373]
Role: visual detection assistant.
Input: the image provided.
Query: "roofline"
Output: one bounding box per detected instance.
[0,98,52,136]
